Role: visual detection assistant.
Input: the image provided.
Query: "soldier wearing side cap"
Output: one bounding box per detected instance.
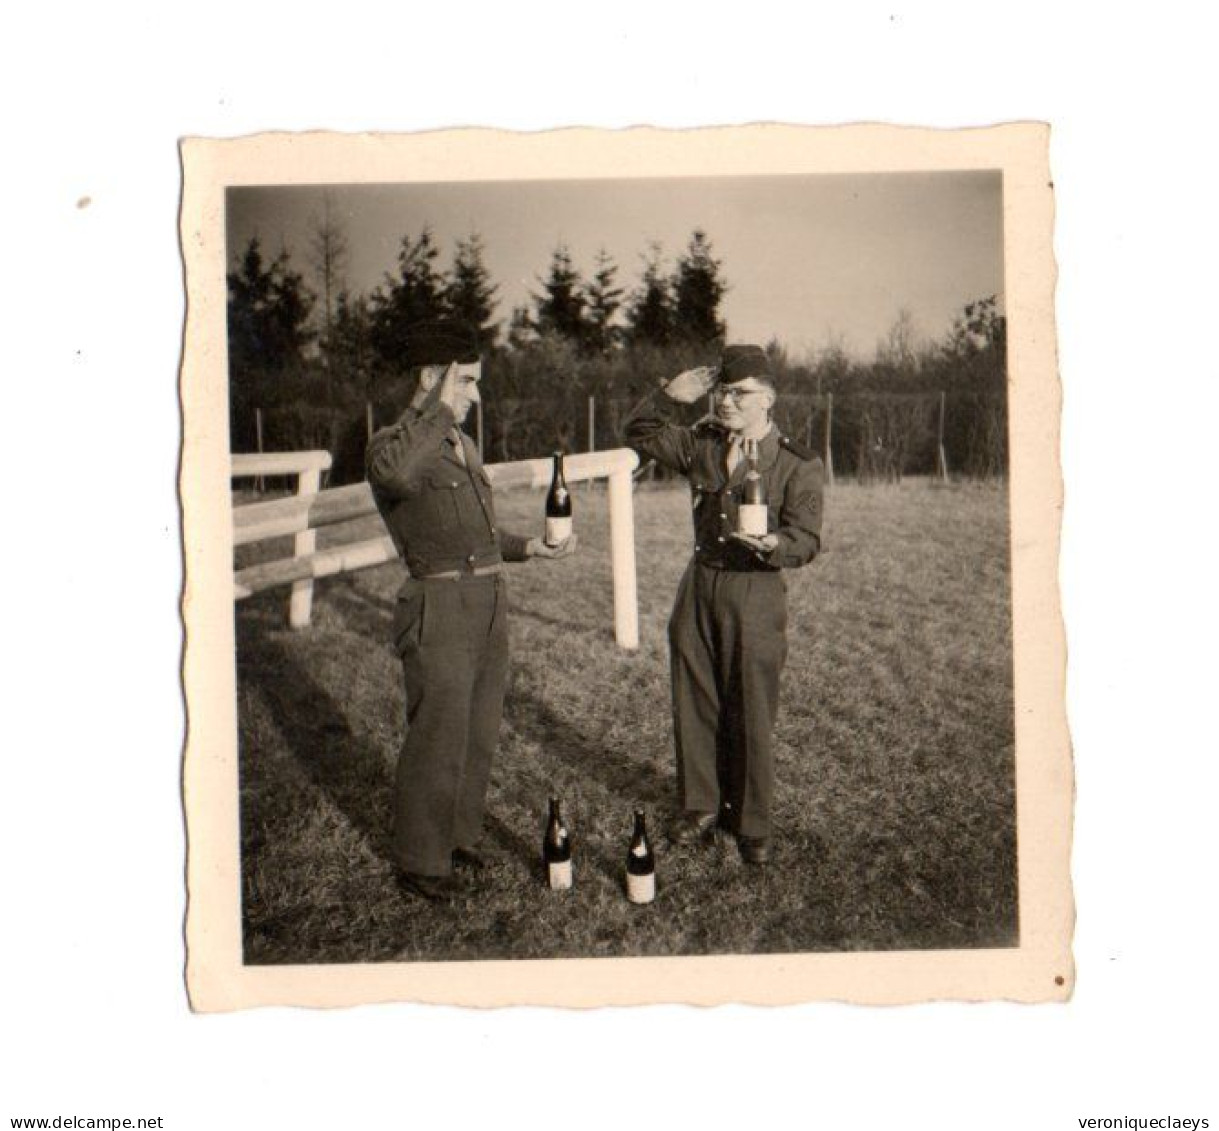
[625,345,825,865]
[366,320,577,903]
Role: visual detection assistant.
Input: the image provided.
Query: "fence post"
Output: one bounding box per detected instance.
[288,467,321,629]
[607,464,639,650]
[936,390,949,482]
[254,407,265,494]
[823,392,835,486]
[586,396,596,493]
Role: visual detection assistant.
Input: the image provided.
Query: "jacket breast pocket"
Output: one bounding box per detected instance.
[423,471,469,527]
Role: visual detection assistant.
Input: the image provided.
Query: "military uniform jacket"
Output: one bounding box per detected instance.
[625,389,825,571]
[366,400,530,580]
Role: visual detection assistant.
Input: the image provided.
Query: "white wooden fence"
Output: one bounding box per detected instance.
[231,447,641,649]
[231,449,333,628]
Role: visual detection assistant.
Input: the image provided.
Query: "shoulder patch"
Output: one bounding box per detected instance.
[779,434,818,461]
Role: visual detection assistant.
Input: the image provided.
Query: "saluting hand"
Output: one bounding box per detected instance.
[664,365,719,404]
[412,361,462,413]
[527,534,579,560]
[436,361,465,415]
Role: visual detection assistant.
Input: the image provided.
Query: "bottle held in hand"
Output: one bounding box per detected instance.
[545,451,573,546]
[625,810,656,905]
[543,797,573,890]
[738,438,768,537]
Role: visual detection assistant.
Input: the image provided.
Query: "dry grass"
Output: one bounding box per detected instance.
[234,478,1016,964]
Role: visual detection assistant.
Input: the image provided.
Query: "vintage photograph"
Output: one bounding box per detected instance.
[181,126,1070,1009]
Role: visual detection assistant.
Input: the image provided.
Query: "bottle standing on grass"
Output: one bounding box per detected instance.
[545,451,573,546]
[543,797,573,890]
[625,810,656,904]
[738,438,768,537]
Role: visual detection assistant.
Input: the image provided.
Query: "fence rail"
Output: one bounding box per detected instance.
[233,447,642,649]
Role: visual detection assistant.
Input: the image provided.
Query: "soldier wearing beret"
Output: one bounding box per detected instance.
[366,320,576,902]
[626,345,825,864]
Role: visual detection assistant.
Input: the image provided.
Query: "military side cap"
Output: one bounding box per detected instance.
[404,319,481,368]
[720,343,773,384]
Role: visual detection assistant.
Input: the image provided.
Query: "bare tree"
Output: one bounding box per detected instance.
[876,308,920,374]
[309,193,350,344]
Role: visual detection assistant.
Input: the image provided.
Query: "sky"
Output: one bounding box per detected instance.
[226,171,1004,359]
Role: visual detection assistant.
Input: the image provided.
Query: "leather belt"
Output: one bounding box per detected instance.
[415,562,503,581]
[695,558,779,574]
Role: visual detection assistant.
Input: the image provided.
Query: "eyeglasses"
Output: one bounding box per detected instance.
[714,386,767,403]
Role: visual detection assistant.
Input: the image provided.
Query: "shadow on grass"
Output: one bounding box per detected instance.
[236,617,397,868]
[502,683,674,884]
[329,572,609,641]
[510,603,606,636]
[258,580,643,885]
[481,812,542,880]
[324,576,395,635]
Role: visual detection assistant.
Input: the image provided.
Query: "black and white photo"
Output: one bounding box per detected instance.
[180,124,1070,1009]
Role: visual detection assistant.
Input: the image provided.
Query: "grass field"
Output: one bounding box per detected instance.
[235,478,1017,964]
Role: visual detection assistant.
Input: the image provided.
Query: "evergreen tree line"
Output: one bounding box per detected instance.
[227,222,1007,484]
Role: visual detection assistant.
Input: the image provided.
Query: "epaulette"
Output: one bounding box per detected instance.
[778,434,818,461]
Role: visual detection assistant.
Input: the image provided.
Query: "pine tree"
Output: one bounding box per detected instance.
[625,242,675,348]
[369,227,447,368]
[584,247,624,354]
[445,232,500,346]
[672,229,727,344]
[532,244,588,345]
[227,236,316,376]
[326,290,374,391]
[506,304,535,352]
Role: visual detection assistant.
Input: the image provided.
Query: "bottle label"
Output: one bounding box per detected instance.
[545,516,573,545]
[738,504,768,537]
[547,859,573,890]
[626,871,655,904]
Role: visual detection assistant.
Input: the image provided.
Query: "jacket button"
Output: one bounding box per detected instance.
[451,481,459,488]
[720,512,728,520]
[694,544,701,551]
[717,536,726,543]
[467,555,476,564]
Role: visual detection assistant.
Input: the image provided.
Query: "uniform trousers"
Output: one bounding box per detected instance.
[668,561,788,838]
[392,573,509,877]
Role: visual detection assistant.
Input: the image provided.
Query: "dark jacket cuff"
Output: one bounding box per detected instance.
[497,531,531,562]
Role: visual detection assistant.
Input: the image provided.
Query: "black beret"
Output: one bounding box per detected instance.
[403,319,481,368]
[720,343,773,384]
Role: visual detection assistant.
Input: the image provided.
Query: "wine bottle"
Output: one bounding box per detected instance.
[738,438,768,537]
[542,797,573,890]
[625,810,656,905]
[544,451,573,546]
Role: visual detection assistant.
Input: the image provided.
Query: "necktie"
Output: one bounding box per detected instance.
[726,435,744,476]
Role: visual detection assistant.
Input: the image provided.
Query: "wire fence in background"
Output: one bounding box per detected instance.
[235,388,1007,493]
